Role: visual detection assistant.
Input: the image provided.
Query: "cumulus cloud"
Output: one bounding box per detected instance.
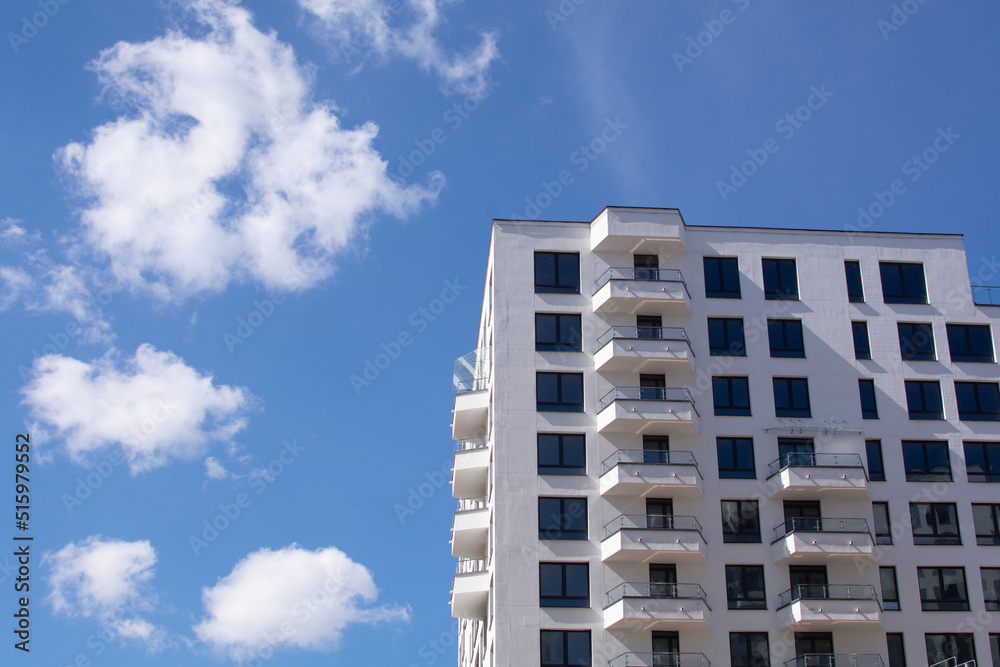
[21,344,253,473]
[204,456,236,480]
[46,536,168,648]
[58,0,437,301]
[300,0,500,99]
[0,218,38,246]
[194,545,408,660]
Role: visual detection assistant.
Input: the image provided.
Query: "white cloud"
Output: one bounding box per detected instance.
[204,456,236,480]
[46,536,168,648]
[300,0,500,99]
[58,0,437,301]
[194,545,408,660]
[0,218,38,246]
[21,344,253,473]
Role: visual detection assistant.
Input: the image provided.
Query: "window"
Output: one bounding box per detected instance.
[709,318,746,356]
[535,314,582,351]
[634,254,659,280]
[730,633,770,667]
[909,503,961,545]
[540,630,591,667]
[880,262,927,304]
[873,502,893,545]
[902,441,952,482]
[853,321,871,359]
[973,504,1000,546]
[965,442,1000,483]
[534,252,580,294]
[642,435,670,463]
[538,498,587,540]
[866,440,886,481]
[536,372,583,412]
[956,381,1000,421]
[880,567,900,611]
[762,258,798,300]
[537,434,585,475]
[718,437,755,479]
[983,568,1000,611]
[904,380,943,420]
[898,323,936,361]
[887,634,907,667]
[539,563,589,607]
[704,256,741,298]
[846,260,864,302]
[859,379,879,419]
[918,567,969,611]
[726,565,766,610]
[636,315,663,339]
[722,500,761,543]
[768,320,805,358]
[947,323,995,362]
[925,635,976,667]
[713,377,751,416]
[991,635,999,667]
[773,377,811,418]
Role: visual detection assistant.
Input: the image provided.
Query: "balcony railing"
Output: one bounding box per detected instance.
[973,285,1000,306]
[783,655,884,667]
[777,585,878,608]
[457,497,486,513]
[605,582,710,608]
[767,452,864,477]
[594,267,688,292]
[609,652,710,667]
[453,347,489,393]
[596,326,692,351]
[772,517,870,541]
[605,514,704,538]
[456,437,487,451]
[455,558,488,575]
[599,386,698,413]
[602,449,699,474]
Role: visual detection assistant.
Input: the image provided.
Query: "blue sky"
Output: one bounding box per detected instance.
[0,0,998,665]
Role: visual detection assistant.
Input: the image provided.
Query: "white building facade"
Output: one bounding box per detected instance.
[449,207,1000,667]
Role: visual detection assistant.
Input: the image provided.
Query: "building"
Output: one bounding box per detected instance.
[448,206,1000,667]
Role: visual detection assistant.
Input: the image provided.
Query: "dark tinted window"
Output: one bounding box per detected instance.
[925,634,976,667]
[535,252,580,294]
[536,313,582,351]
[704,257,741,298]
[902,441,951,482]
[866,439,885,481]
[965,442,1000,483]
[709,318,746,356]
[846,261,864,302]
[853,321,871,359]
[973,504,1000,546]
[898,323,935,361]
[722,500,761,543]
[538,498,587,540]
[730,633,770,667]
[956,382,1000,421]
[947,324,995,363]
[540,630,591,667]
[881,568,900,611]
[859,379,878,419]
[762,258,798,300]
[918,568,969,611]
[768,320,805,358]
[910,503,961,545]
[726,565,766,610]
[536,373,584,412]
[982,568,1000,611]
[873,501,892,545]
[537,434,586,475]
[880,262,927,304]
[904,380,943,420]
[887,634,906,667]
[539,562,589,607]
[718,437,755,479]
[714,377,751,416]
[773,377,811,418]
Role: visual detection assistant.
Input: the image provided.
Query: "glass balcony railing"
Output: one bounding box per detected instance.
[601,449,699,474]
[596,326,691,351]
[777,584,878,608]
[456,437,487,451]
[772,517,870,541]
[456,497,486,513]
[598,386,698,413]
[783,655,884,667]
[609,652,710,667]
[605,582,710,608]
[594,267,688,293]
[973,285,1000,305]
[605,514,704,539]
[453,347,489,393]
[767,452,864,477]
[455,558,488,575]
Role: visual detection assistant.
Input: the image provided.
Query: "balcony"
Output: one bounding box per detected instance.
[600,450,702,497]
[771,518,874,564]
[595,327,694,374]
[592,268,691,316]
[590,207,687,255]
[784,655,884,667]
[609,653,710,667]
[597,387,699,435]
[453,438,489,499]
[777,585,882,629]
[765,453,868,499]
[451,559,489,620]
[602,514,707,563]
[451,348,489,440]
[451,498,489,559]
[604,582,711,631]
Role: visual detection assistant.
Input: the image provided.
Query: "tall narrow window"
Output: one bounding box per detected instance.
[845,260,864,302]
[704,256,741,298]
[853,321,871,360]
[887,634,907,667]
[763,258,798,300]
[904,380,943,420]
[873,501,892,545]
[859,379,878,419]
[534,252,580,294]
[880,567,900,610]
[866,439,886,481]
[880,262,927,304]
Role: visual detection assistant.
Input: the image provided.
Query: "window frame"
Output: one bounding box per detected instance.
[726,564,767,610]
[534,252,580,294]
[772,377,811,418]
[717,437,756,479]
[713,377,752,416]
[917,567,970,612]
[539,562,590,608]
[873,501,893,545]
[947,323,995,363]
[708,317,747,356]
[730,632,771,667]
[880,262,927,304]
[537,433,586,476]
[925,634,977,667]
[535,313,583,352]
[898,322,936,361]
[762,258,799,301]
[536,372,584,413]
[887,633,907,667]
[853,321,871,360]
[538,497,588,541]
[540,629,591,667]
[904,380,944,420]
[955,381,1000,421]
[859,379,879,419]
[965,441,1000,483]
[880,566,901,611]
[866,439,886,481]
[982,567,1000,611]
[845,260,865,302]
[973,503,1000,546]
[909,502,962,545]
[704,256,741,299]
[767,319,805,358]
[902,440,952,482]
[722,500,762,544]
